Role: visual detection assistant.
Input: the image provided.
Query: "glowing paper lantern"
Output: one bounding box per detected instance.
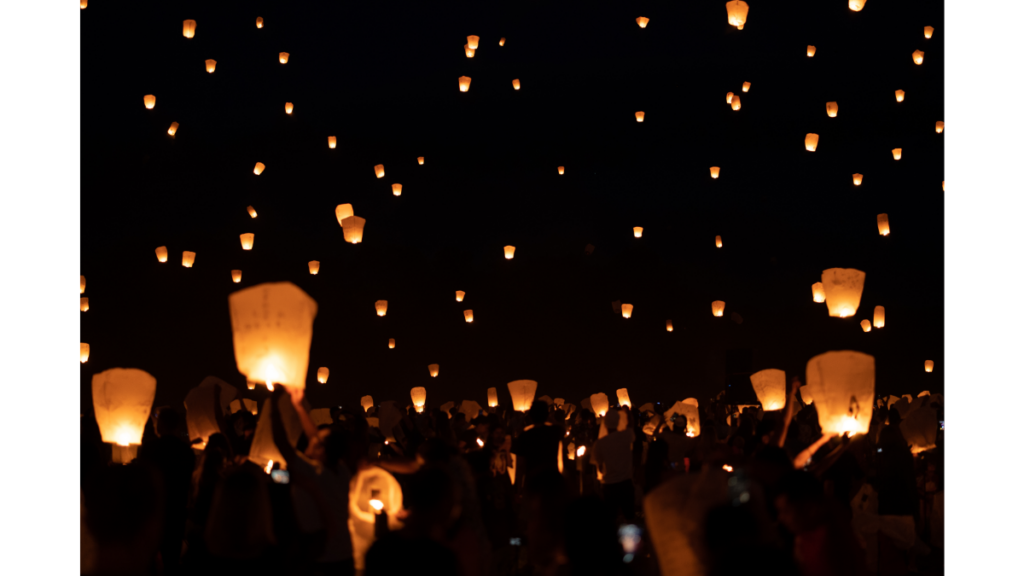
[143,95,156,109]
[308,261,320,275]
[328,136,337,149]
[805,133,819,152]
[806,351,875,435]
[849,0,866,11]
[749,369,786,411]
[861,320,871,332]
[279,52,290,64]
[417,156,424,165]
[253,162,265,175]
[726,1,749,30]
[742,82,751,92]
[711,301,725,317]
[616,388,632,408]
[410,387,427,412]
[590,393,610,417]
[80,298,89,312]
[361,396,373,412]
[558,166,565,175]
[93,368,157,460]
[229,282,318,390]
[812,282,826,303]
[372,164,385,179]
[935,121,944,134]
[256,17,263,28]
[184,376,238,448]
[375,300,388,317]
[508,380,538,412]
[800,385,815,404]
[205,59,216,73]
[81,0,87,8]
[499,37,506,46]
[467,35,479,50]
[465,45,475,58]
[826,102,838,117]
[635,111,645,123]
[168,122,179,136]
[232,270,242,283]
[81,343,90,363]
[716,235,723,248]
[247,206,257,218]
[335,203,354,225]
[80,276,86,294]
[488,387,498,407]
[731,95,741,111]
[285,102,293,114]
[895,90,905,103]
[182,20,196,39]
[807,45,816,57]
[455,291,465,302]
[621,304,633,319]
[877,214,890,236]
[853,173,863,186]
[666,320,673,332]
[182,251,196,268]
[155,246,168,263]
[892,148,902,160]
[873,306,885,328]
[240,233,254,250]
[463,310,474,323]
[317,367,329,384]
[924,26,934,39]
[388,338,395,349]
[392,184,402,197]
[504,245,516,259]
[924,360,934,373]
[636,17,649,28]
[912,50,924,65]
[512,79,521,90]
[459,76,472,92]
[710,166,720,179]
[342,216,366,244]
[821,268,865,318]
[726,92,733,104]
[633,227,643,238]
[428,364,439,378]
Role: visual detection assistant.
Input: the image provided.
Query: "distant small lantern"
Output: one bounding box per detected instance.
[877,214,890,236]
[499,37,506,46]
[636,17,649,28]
[168,122,179,136]
[388,338,395,349]
[805,133,819,152]
[328,136,337,149]
[335,204,354,225]
[455,291,465,302]
[80,275,86,294]
[826,102,838,117]
[285,102,294,114]
[428,364,439,378]
[617,388,632,408]
[873,305,885,328]
[635,111,645,122]
[924,26,934,39]
[411,387,427,412]
[81,0,87,8]
[254,162,265,175]
[912,50,924,65]
[853,173,863,186]
[81,343,90,363]
[621,304,633,319]
[821,268,866,318]
[182,251,196,268]
[417,156,425,165]
[731,95,741,111]
[860,320,871,332]
[558,166,565,175]
[361,396,373,412]
[318,367,329,384]
[375,300,388,317]
[812,282,826,303]
[205,59,216,73]
[849,0,866,11]
[807,45,816,57]
[935,121,944,134]
[742,82,751,92]
[155,246,168,263]
[279,52,290,64]
[710,166,720,179]
[924,360,934,373]
[247,206,257,218]
[504,246,516,259]
[392,183,402,197]
[464,310,474,323]
[81,298,89,312]
[892,148,902,160]
[666,320,674,332]
[716,235,723,248]
[712,300,726,317]
[487,387,499,407]
[726,92,733,104]
[512,79,521,90]
[342,216,366,244]
[464,45,475,58]
[240,233,255,250]
[256,17,263,29]
[374,164,385,178]
[467,35,479,50]
[633,227,643,238]
[308,261,320,275]
[750,369,787,411]
[144,95,156,109]
[183,20,196,39]
[895,90,905,102]
[726,1,749,30]
[232,270,242,283]
[459,76,472,92]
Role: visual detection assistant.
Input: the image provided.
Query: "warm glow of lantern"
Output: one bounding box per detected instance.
[924,26,934,39]
[726,92,733,104]
[504,246,516,259]
[240,233,255,250]
[805,133,819,152]
[182,20,196,39]
[892,148,902,160]
[912,50,924,65]
[877,214,890,236]
[80,275,86,294]
[232,270,242,283]
[308,261,320,275]
[254,162,265,175]
[731,95,741,111]
[467,35,479,50]
[342,216,366,244]
[666,320,673,332]
[558,166,565,175]
[710,166,720,179]
[924,360,934,372]
[205,59,216,73]
[633,227,643,238]
[229,282,318,390]
[616,388,631,408]
[853,173,863,186]
[370,165,385,180]
[508,380,538,412]
[81,0,87,8]
[590,393,610,417]
[455,291,465,302]
[636,17,649,28]
[317,367,329,384]
[325,136,337,150]
[93,368,157,450]
[247,381,256,391]
[742,82,750,92]
[279,52,290,64]
[499,37,506,46]
[577,445,586,457]
[155,246,168,263]
[80,298,89,312]
[750,369,787,411]
[428,364,439,378]
[512,79,521,90]
[168,122,179,136]
[712,300,725,317]
[826,102,838,117]
[635,111,645,122]
[861,320,871,332]
[621,304,633,319]
[81,343,90,363]
[375,300,388,317]
[256,17,263,29]
[411,387,427,412]
[335,203,354,225]
[246,206,257,219]
[284,102,294,114]
[849,0,866,11]
[806,351,874,435]
[463,310,474,323]
[143,95,156,109]
[812,282,826,303]
[821,268,866,318]
[182,251,196,268]
[391,183,402,197]
[874,306,885,328]
[388,338,395,349]
[417,156,424,165]
[459,76,472,92]
[715,235,722,248]
[807,45,816,57]
[361,396,373,412]
[935,121,944,134]
[726,1,749,30]
[895,90,905,103]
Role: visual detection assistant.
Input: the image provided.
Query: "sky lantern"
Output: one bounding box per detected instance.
[633,227,644,238]
[81,343,90,363]
[712,300,725,317]
[279,52,290,64]
[81,0,87,8]
[892,148,902,160]
[504,245,516,259]
[849,0,866,11]
[240,233,255,250]
[360,396,373,412]
[143,95,156,109]
[513,79,521,90]
[853,173,863,186]
[935,121,944,133]
[391,183,402,196]
[800,385,815,404]
[742,82,751,92]
[417,156,425,165]
[731,95,741,111]
[726,1,749,30]
[232,270,242,283]
[726,92,733,104]
[167,122,179,136]
[806,351,875,435]
[860,320,871,332]
[912,50,924,65]
[375,300,388,317]
[155,246,168,262]
[666,320,673,332]
[807,45,816,57]
[635,111,645,122]
[410,387,427,412]
[467,35,479,49]
[93,368,157,462]
[388,338,395,349]
[873,306,885,328]
[80,275,86,294]
[924,26,934,39]
[342,216,366,243]
[256,17,263,28]
[229,282,317,391]
[371,164,385,179]
[465,45,475,58]
[508,380,538,412]
[463,310,474,323]
[254,162,265,175]
[812,282,826,303]
[335,203,354,225]
[455,290,465,302]
[488,387,498,407]
[183,20,196,38]
[895,90,905,102]
[590,393,610,417]
[710,166,720,179]
[317,367,329,384]
[428,364,439,377]
[182,251,196,268]
[205,59,216,73]
[750,369,786,411]
[925,360,934,373]
[636,17,649,28]
[81,298,89,312]
[184,377,238,449]
[805,133,819,151]
[499,37,506,46]
[328,136,337,149]
[616,388,632,408]
[247,206,257,218]
[821,268,866,318]
[877,214,890,236]
[715,235,722,248]
[826,102,838,117]
[459,76,472,92]
[285,102,294,114]
[621,304,633,319]
[308,261,320,275]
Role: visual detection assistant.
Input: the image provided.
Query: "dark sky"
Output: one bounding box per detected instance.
[80,1,944,414]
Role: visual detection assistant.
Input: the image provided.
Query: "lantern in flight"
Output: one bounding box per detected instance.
[465,45,475,58]
[731,95,741,111]
[229,282,318,390]
[590,393,610,417]
[912,50,924,65]
[205,59,216,73]
[93,368,157,460]
[853,173,863,186]
[361,396,374,412]
[499,37,506,46]
[487,387,499,407]
[849,0,866,11]
[81,298,89,312]
[410,387,427,412]
[806,351,875,435]
[285,102,293,114]
[388,338,395,349]
[455,291,465,302]
[375,300,388,317]
[558,166,565,175]
[279,52,290,64]
[716,235,723,248]
[805,133,819,151]
[750,369,786,411]
[254,162,265,175]
[168,122,179,136]
[467,35,479,50]
[463,310,474,323]
[666,320,673,332]
[318,367,329,384]
[335,203,354,225]
[621,304,633,319]
[726,1,749,30]
[308,261,320,275]
[240,233,254,250]
[342,216,366,243]
[861,320,871,332]
[81,0,87,8]
[924,26,934,39]
[742,82,750,92]
[508,380,538,412]
[504,246,516,259]
[935,121,944,134]
[826,102,838,117]
[80,275,86,294]
[182,251,196,268]
[636,17,649,28]
[877,214,890,236]
[895,90,905,102]
[327,136,337,149]
[81,343,90,363]
[821,268,866,318]
[635,111,645,122]
[807,45,816,57]
[616,388,632,408]
[892,148,902,160]
[155,246,168,262]
[726,92,733,104]
[459,76,472,92]
[812,282,826,303]
[873,306,884,328]
[417,156,424,165]
[256,17,263,28]
[183,20,196,39]
[144,95,156,109]
[428,364,439,377]
[712,301,725,317]
[373,164,385,179]
[513,79,521,90]
[232,270,242,283]
[710,166,720,179]
[633,227,643,238]
[925,360,934,372]
[247,206,257,218]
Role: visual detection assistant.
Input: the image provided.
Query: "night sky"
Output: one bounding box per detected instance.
[80,1,944,415]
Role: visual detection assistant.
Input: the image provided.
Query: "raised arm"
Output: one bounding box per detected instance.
[792,432,836,470]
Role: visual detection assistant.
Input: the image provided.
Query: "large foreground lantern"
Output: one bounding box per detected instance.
[726,1,749,30]
[459,76,472,92]
[279,52,290,64]
[488,387,498,407]
[467,35,479,49]
[504,245,516,259]
[81,343,90,363]
[873,305,885,328]
[877,214,890,236]
[710,166,720,179]
[924,360,934,372]
[182,251,196,268]
[93,368,157,461]
[924,26,934,39]
[342,216,366,243]
[849,0,866,11]
[232,270,242,283]
[912,50,924,65]
[806,351,875,436]
[335,203,354,225]
[183,20,196,39]
[317,367,329,384]
[590,393,610,417]
[168,122,179,136]
[711,300,725,317]
[144,95,156,109]
[805,133,819,152]
[155,246,168,262]
[621,304,633,319]
[375,300,388,317]
[821,268,866,318]
[254,162,265,175]
[508,380,538,412]
[428,364,439,377]
[749,369,786,411]
[812,282,826,303]
[205,59,216,73]
[410,387,427,412]
[240,233,255,250]
[229,282,318,391]
[617,388,631,408]
[826,102,838,117]
[308,261,320,275]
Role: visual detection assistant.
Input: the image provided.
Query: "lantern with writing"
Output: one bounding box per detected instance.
[892,148,902,160]
[155,246,168,262]
[935,121,944,134]
[240,233,254,250]
[463,310,474,323]
[168,122,179,136]
[924,26,934,39]
[812,282,826,303]
[805,133,819,152]
[256,17,263,28]
[488,387,499,408]
[621,304,633,319]
[821,268,865,318]
[205,59,216,73]
[229,282,318,391]
[895,90,905,103]
[877,214,890,236]
[81,343,90,363]
[254,162,265,175]
[636,17,649,28]
[361,396,374,412]
[912,50,924,65]
[616,388,632,408]
[712,300,726,317]
[666,320,674,332]
[590,393,610,417]
[750,369,786,411]
[726,1,749,30]
[279,52,290,64]
[375,300,388,317]
[853,173,863,186]
[342,216,366,244]
[924,360,934,373]
[388,338,395,349]
[710,166,720,179]
[410,387,427,412]
[849,0,866,11]
[183,20,196,39]
[459,76,472,92]
[232,270,242,283]
[317,367,329,384]
[860,320,871,332]
[144,95,156,109]
[182,251,196,268]
[807,45,816,57]
[455,291,465,302]
[806,351,875,436]
[467,35,479,50]
[743,82,751,92]
[508,380,538,412]
[428,364,439,378]
[308,261,320,275]
[826,102,838,117]
[93,368,157,463]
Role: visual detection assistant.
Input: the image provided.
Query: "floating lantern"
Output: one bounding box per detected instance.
[81,0,87,8]
[463,310,474,323]
[742,82,751,92]
[710,166,720,179]
[459,76,471,92]
[812,282,826,303]
[860,320,871,332]
[342,216,366,244]
[726,92,733,104]
[807,45,816,57]
[504,245,516,259]
[467,35,479,50]
[712,300,725,317]
[633,227,643,238]
[512,79,521,90]
[873,306,885,328]
[247,206,257,218]
[318,367,329,384]
[81,298,89,312]
[155,246,168,262]
[912,50,924,65]
[428,364,439,377]
[205,59,216,73]
[254,162,265,175]
[326,136,337,149]
[371,164,386,180]
[143,95,156,109]
[805,133,819,152]
[924,360,934,373]
[93,368,157,454]
[279,52,290,64]
[256,17,263,28]
[247,381,256,391]
[853,173,863,186]
[375,300,388,317]
[182,251,196,268]
[666,320,674,332]
[731,95,741,111]
[335,203,354,225]
[465,45,475,58]
[590,393,610,417]
[800,385,814,404]
[183,20,196,39]
[232,270,242,283]
[488,387,498,407]
[417,156,424,165]
[821,268,866,318]
[849,0,866,11]
[895,90,905,102]
[240,233,255,250]
[726,1,749,30]
[806,351,874,435]
[168,122,179,136]
[924,26,934,39]
[749,369,786,411]
[636,17,649,28]
[229,282,318,390]
[499,37,506,46]
[81,343,90,363]
[826,102,838,117]
[877,214,890,236]
[716,235,723,248]
[388,338,395,349]
[308,261,320,275]
[621,304,633,319]
[392,183,402,197]
[558,166,565,175]
[285,102,294,114]
[80,275,86,294]
[892,148,902,160]
[635,111,645,122]
[616,388,632,408]
[360,396,373,412]
[455,291,465,302]
[410,387,427,412]
[508,380,538,412]
[935,121,944,134]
